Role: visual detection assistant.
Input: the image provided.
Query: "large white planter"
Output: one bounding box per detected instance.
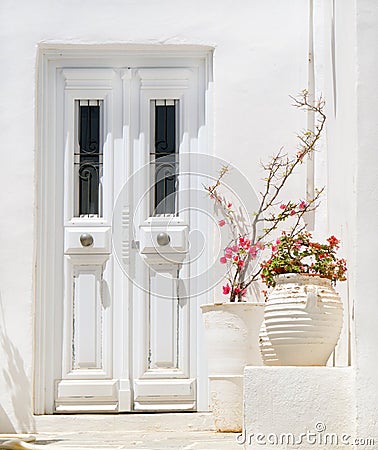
[259,320,279,366]
[201,302,265,432]
[261,274,343,366]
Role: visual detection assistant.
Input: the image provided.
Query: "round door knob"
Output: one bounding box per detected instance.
[80,233,94,247]
[156,232,170,246]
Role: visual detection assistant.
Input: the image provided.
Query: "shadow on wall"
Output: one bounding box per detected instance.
[0,293,35,433]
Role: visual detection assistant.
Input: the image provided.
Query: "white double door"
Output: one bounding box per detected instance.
[53,60,209,413]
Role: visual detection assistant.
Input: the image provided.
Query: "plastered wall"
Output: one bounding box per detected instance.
[4,0,366,432]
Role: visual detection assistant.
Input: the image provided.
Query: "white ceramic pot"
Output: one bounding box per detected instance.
[259,320,279,366]
[201,302,265,432]
[261,274,343,366]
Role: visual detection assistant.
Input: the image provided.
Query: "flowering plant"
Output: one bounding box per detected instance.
[260,231,347,288]
[206,91,326,302]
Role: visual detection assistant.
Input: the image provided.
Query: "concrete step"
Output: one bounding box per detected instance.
[33,413,216,433]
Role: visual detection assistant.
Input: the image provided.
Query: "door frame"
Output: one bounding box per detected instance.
[34,44,214,414]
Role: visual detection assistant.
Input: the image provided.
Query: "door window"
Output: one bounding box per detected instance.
[75,100,103,217]
[150,99,179,216]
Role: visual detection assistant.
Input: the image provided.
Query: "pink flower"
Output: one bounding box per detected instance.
[238,260,245,268]
[276,238,281,245]
[299,200,307,210]
[297,150,305,160]
[222,284,231,295]
[234,287,246,297]
[249,246,258,258]
[256,241,265,250]
[271,245,277,252]
[225,247,233,258]
[280,204,286,210]
[218,219,226,227]
[232,245,239,252]
[290,210,296,216]
[327,235,340,248]
[239,237,251,250]
[294,239,303,249]
[227,202,232,208]
[219,256,227,264]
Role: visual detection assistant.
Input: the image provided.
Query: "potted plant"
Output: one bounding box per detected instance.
[200,91,326,431]
[259,231,347,366]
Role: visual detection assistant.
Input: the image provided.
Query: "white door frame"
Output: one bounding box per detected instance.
[34,45,213,414]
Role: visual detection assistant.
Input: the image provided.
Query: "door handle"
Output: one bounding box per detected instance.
[80,233,94,247]
[156,232,170,246]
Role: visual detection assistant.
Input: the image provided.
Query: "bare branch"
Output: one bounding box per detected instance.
[204,91,326,301]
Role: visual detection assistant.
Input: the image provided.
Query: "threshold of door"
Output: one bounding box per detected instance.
[33,412,216,433]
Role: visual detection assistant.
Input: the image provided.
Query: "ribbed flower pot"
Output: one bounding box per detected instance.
[259,320,279,366]
[260,274,343,366]
[201,302,265,432]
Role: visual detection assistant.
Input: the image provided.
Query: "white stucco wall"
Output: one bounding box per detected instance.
[3,0,377,439]
[5,0,378,436]
[244,367,356,450]
[0,0,310,431]
[354,0,378,440]
[314,0,358,366]
[244,1,378,445]
[5,0,376,440]
[314,0,378,440]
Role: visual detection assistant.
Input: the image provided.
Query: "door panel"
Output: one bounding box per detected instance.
[72,265,103,370]
[56,253,115,412]
[128,68,198,410]
[56,68,121,412]
[133,379,196,411]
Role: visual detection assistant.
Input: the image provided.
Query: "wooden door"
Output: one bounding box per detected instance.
[53,63,206,412]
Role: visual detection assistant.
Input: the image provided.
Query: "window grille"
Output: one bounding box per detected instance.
[75,100,103,217]
[150,99,179,216]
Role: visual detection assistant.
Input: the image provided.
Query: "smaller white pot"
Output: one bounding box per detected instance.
[261,274,343,366]
[201,302,265,432]
[208,375,243,433]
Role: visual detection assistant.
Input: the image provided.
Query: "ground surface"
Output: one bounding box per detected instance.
[0,414,241,450]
